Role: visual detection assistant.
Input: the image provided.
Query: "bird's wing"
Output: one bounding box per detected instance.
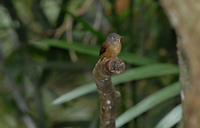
[99,41,107,56]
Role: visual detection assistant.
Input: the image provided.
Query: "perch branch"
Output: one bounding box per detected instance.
[93,56,125,128]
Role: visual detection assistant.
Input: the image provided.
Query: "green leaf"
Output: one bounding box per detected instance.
[116,82,180,128]
[155,104,182,128]
[112,64,179,84]
[36,40,99,56]
[52,64,179,105]
[36,40,158,65]
[52,82,95,105]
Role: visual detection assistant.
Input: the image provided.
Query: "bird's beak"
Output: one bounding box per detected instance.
[120,36,124,39]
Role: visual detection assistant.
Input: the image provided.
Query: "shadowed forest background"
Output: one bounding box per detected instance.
[0,0,182,128]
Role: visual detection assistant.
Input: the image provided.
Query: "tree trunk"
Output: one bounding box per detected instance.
[160,0,200,127]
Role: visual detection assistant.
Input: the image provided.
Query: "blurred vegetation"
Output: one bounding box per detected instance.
[0,0,180,128]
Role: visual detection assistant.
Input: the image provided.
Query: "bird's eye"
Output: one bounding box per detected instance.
[112,36,116,39]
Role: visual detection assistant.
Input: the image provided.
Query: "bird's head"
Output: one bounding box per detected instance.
[106,33,123,44]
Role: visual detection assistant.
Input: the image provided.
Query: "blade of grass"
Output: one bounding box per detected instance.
[116,82,180,128]
[112,63,179,84]
[35,40,158,65]
[36,39,99,56]
[155,104,182,128]
[52,82,95,105]
[52,64,179,105]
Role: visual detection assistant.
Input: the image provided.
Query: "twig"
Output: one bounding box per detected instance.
[54,0,94,39]
[66,18,78,62]
[83,0,104,45]
[93,56,125,128]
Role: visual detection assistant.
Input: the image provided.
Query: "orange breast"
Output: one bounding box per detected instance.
[102,43,122,57]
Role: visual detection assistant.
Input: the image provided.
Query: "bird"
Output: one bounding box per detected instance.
[99,33,123,61]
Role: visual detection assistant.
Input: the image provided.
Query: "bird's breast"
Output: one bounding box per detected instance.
[103,42,122,57]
